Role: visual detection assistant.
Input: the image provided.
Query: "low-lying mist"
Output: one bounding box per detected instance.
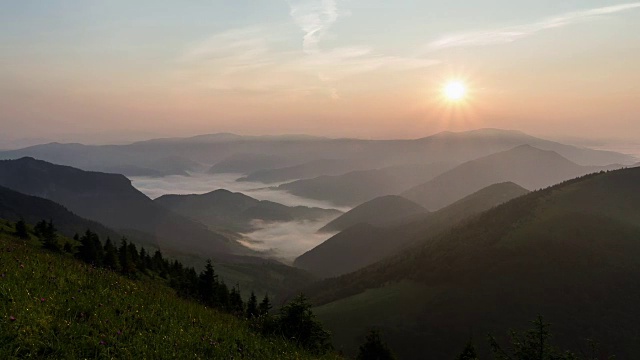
[130,173,347,260]
[238,219,338,263]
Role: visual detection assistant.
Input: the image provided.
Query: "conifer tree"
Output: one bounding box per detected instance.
[118,238,135,275]
[246,291,259,319]
[14,218,29,239]
[276,294,331,354]
[103,237,120,271]
[229,285,245,316]
[357,330,396,360]
[259,294,272,316]
[77,230,102,265]
[455,342,479,360]
[198,260,217,306]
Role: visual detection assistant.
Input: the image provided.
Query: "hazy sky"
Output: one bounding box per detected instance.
[1,1,639,145]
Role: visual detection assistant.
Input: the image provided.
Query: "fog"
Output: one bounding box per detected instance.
[130,172,348,260]
[238,220,338,263]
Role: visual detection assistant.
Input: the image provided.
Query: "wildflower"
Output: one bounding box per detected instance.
[9,315,16,322]
[40,298,46,303]
[99,340,106,346]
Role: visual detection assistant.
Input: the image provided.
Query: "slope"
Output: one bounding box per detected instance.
[296,182,528,278]
[0,229,340,360]
[0,185,120,241]
[279,162,457,207]
[0,157,248,258]
[309,168,640,359]
[319,195,428,233]
[155,189,341,233]
[401,144,619,210]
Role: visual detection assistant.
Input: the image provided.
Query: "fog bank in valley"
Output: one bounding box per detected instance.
[130,173,347,260]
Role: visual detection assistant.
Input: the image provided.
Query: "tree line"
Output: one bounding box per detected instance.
[10,218,332,355]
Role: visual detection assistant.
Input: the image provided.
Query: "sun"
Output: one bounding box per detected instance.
[443,80,467,101]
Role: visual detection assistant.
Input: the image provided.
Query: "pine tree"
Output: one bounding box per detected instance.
[357,329,396,360]
[276,294,331,354]
[77,230,102,265]
[41,220,59,251]
[246,291,259,319]
[103,237,120,271]
[198,260,218,306]
[229,285,245,316]
[14,218,29,239]
[138,247,147,272]
[259,294,272,316]
[118,238,135,275]
[455,342,479,360]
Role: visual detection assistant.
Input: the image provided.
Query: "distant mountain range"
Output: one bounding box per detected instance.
[237,159,358,184]
[296,182,528,278]
[0,129,634,178]
[0,157,248,259]
[155,189,341,233]
[401,144,622,210]
[305,168,640,359]
[318,195,428,233]
[278,162,458,207]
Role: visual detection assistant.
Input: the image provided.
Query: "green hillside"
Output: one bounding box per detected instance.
[308,168,640,359]
[0,222,340,359]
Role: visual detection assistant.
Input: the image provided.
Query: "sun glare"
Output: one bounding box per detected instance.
[443,80,467,101]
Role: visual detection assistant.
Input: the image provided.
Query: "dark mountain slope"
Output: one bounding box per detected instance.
[401,144,619,210]
[0,185,120,240]
[319,195,428,233]
[307,168,640,359]
[279,162,457,207]
[155,189,341,233]
[295,182,528,278]
[0,158,248,258]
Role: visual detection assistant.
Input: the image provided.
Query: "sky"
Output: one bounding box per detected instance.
[1,1,640,147]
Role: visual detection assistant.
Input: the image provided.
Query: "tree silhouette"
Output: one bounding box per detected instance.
[103,238,120,271]
[246,291,259,319]
[259,294,272,316]
[276,294,331,354]
[356,329,396,360]
[14,218,29,239]
[455,342,479,360]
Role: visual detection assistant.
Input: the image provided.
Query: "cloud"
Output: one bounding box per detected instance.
[428,2,640,49]
[288,0,341,54]
[172,2,438,98]
[240,220,338,261]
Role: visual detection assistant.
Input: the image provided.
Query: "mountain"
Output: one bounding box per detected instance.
[279,162,458,207]
[155,189,342,233]
[318,195,428,233]
[0,157,248,258]
[208,153,295,174]
[307,168,640,359]
[1,129,634,180]
[0,185,120,240]
[237,159,357,184]
[296,182,528,278]
[401,144,620,210]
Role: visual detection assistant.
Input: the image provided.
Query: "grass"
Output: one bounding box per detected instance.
[0,227,341,359]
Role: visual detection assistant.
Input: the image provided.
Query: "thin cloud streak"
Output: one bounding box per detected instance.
[289,0,341,54]
[429,2,640,49]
